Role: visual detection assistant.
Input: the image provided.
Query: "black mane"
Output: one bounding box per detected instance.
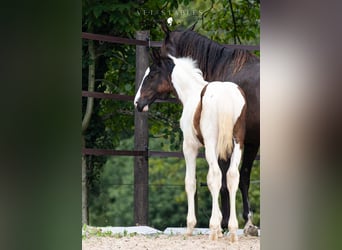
[171,30,259,81]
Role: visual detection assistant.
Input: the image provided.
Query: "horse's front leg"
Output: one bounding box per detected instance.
[183,139,199,236]
[227,140,243,243]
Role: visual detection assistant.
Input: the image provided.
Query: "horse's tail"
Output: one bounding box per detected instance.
[216,101,234,161]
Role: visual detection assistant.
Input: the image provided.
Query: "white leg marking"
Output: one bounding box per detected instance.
[205,144,222,240]
[227,141,242,243]
[183,139,199,236]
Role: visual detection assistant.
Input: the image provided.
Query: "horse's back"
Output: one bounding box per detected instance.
[200,81,245,137]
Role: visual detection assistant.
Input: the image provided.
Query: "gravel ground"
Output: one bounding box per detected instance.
[82,234,260,250]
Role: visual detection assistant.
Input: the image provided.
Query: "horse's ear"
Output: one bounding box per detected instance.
[160,19,170,35]
[188,21,198,31]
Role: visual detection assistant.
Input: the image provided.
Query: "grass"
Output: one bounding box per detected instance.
[82,224,138,239]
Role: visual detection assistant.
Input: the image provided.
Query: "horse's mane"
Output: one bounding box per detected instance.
[172,30,259,80]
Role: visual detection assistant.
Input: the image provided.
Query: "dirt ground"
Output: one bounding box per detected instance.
[82,234,260,250]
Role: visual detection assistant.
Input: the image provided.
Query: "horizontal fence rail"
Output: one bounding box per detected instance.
[82,32,260,50]
[82,32,162,47]
[82,90,179,103]
[82,148,260,160]
[82,148,204,158]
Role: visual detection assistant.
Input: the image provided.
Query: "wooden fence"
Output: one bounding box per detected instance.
[82,31,259,226]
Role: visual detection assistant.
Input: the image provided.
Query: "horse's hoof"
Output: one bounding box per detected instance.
[217,230,223,238]
[185,227,194,236]
[244,224,259,236]
[209,232,219,241]
[228,233,238,243]
[209,224,222,240]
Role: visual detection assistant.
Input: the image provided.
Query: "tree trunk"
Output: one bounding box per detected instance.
[81,138,88,225]
[82,39,96,225]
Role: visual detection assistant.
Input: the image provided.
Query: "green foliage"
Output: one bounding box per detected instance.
[148,156,187,229]
[98,45,137,145]
[88,153,134,226]
[148,102,183,151]
[196,0,260,45]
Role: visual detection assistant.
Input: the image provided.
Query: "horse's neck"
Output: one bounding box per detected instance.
[171,67,207,104]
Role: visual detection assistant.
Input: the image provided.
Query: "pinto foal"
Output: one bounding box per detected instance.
[134,53,246,242]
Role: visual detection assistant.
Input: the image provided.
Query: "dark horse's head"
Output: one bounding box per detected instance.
[134,49,175,112]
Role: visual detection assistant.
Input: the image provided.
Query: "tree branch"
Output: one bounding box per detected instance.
[201,0,214,28]
[82,40,95,133]
[228,0,241,44]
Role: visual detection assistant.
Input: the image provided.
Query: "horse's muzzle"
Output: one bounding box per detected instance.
[135,100,149,112]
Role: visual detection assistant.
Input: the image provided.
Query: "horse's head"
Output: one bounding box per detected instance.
[134,49,175,112]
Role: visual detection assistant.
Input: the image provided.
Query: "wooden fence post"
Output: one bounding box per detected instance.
[134,30,149,226]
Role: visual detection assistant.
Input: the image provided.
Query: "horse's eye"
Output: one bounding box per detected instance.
[149,72,157,79]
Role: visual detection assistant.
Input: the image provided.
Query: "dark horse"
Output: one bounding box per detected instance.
[160,23,260,235]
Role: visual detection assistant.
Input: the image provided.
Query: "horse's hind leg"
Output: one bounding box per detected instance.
[227,140,243,243]
[183,139,199,236]
[205,144,223,240]
[239,142,259,236]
